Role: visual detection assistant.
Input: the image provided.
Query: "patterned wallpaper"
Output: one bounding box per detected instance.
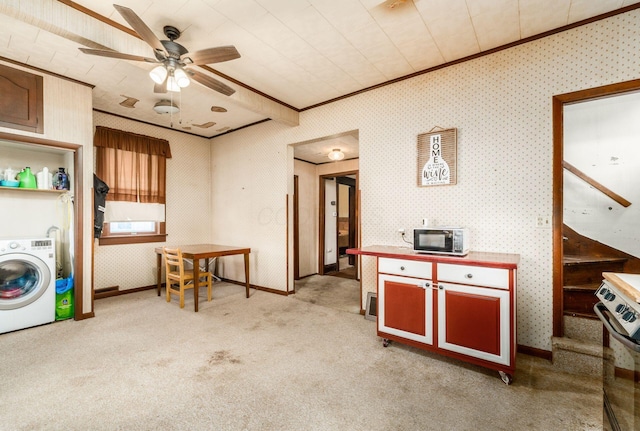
[210,9,640,351]
[92,111,212,291]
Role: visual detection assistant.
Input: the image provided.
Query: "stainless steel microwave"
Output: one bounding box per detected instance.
[413,227,469,256]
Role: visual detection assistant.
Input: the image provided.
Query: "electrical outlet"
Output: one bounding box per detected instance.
[536,215,551,228]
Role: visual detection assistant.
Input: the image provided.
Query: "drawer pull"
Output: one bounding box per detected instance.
[465,273,473,279]
[400,266,405,271]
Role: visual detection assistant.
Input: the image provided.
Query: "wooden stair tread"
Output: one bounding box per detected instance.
[563,283,601,292]
[563,311,599,320]
[563,255,628,266]
[551,336,604,357]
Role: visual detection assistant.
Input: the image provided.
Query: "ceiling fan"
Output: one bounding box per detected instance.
[79,4,240,96]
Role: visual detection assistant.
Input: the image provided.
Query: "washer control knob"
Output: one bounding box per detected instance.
[9,242,19,249]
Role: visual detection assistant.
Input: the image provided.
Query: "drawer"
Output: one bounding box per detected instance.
[379,257,433,279]
[437,263,510,290]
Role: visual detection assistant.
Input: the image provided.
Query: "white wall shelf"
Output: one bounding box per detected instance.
[0,186,68,194]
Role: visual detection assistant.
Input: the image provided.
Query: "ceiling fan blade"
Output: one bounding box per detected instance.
[78,48,158,62]
[113,4,165,54]
[189,70,236,96]
[186,46,241,65]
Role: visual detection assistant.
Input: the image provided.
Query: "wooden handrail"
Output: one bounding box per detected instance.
[563,161,631,207]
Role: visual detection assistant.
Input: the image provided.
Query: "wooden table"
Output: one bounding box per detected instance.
[155,244,251,312]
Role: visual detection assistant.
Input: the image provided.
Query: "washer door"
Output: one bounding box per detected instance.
[0,253,51,310]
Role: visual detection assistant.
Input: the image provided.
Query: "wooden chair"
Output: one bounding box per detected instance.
[162,247,212,309]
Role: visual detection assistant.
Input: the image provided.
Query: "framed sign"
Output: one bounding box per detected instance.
[417,128,457,186]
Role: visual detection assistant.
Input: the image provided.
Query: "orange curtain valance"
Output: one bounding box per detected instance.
[94,126,172,158]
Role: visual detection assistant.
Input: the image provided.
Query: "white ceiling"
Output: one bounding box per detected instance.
[1,0,638,148]
[293,130,359,165]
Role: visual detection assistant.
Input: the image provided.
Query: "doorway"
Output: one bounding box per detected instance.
[290,130,361,314]
[319,173,358,279]
[552,79,640,337]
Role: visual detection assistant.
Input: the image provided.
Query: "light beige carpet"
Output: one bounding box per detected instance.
[1,283,602,430]
[293,274,361,315]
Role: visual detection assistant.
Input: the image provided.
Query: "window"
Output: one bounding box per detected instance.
[106,221,157,234]
[94,126,172,245]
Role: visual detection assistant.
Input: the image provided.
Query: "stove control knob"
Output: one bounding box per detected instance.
[623,311,637,323]
[599,287,609,296]
[604,292,616,301]
[616,304,629,314]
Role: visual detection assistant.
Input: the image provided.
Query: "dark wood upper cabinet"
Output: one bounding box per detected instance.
[0,63,44,134]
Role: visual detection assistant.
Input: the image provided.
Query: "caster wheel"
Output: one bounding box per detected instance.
[499,371,513,385]
[382,339,391,347]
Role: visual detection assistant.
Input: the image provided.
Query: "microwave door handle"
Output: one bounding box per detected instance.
[594,303,640,352]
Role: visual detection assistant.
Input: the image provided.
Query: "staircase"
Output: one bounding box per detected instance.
[555,164,636,375]
[562,224,640,319]
[553,224,639,375]
[551,315,607,377]
[556,253,620,376]
[563,255,626,318]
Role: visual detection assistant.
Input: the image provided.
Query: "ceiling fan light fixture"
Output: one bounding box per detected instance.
[167,75,181,92]
[153,99,179,114]
[149,65,167,84]
[174,67,190,87]
[328,148,345,161]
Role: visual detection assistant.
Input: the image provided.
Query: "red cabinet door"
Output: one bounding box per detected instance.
[437,282,511,366]
[378,274,433,345]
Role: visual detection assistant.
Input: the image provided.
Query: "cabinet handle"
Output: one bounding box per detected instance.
[400,266,405,271]
[465,273,473,279]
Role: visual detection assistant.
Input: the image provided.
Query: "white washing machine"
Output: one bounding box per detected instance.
[0,238,56,334]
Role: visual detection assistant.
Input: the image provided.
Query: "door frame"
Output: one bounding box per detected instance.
[0,131,86,320]
[293,175,300,280]
[336,176,356,267]
[318,170,358,276]
[552,78,640,337]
